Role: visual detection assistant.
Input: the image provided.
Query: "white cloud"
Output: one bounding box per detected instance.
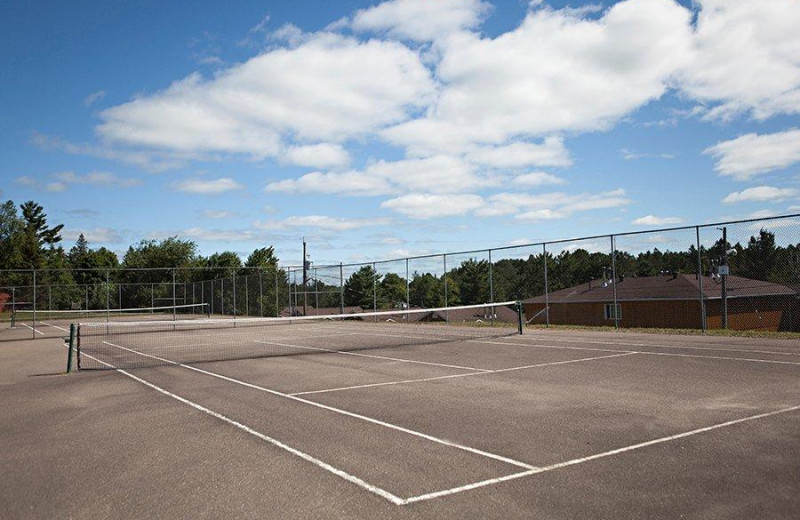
[631,215,685,226]
[514,171,567,187]
[282,143,350,169]
[202,210,239,219]
[679,0,800,121]
[383,0,693,154]
[265,170,394,197]
[266,155,493,196]
[621,149,675,160]
[466,138,572,169]
[97,33,434,159]
[14,171,140,192]
[173,177,244,195]
[722,186,799,203]
[63,227,124,244]
[381,194,485,218]
[350,0,491,42]
[704,129,800,181]
[255,215,392,231]
[84,90,107,107]
[477,189,630,220]
[53,171,142,188]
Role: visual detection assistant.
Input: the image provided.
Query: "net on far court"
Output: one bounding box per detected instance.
[75,301,522,370]
[14,303,209,328]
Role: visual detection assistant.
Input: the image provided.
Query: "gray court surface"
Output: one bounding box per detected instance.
[1,322,798,519]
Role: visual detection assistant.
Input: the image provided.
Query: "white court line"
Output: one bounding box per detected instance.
[72,346,406,505]
[403,404,800,504]
[504,335,800,357]
[486,338,800,366]
[20,323,45,335]
[102,340,537,471]
[291,352,638,396]
[253,339,491,372]
[41,321,69,332]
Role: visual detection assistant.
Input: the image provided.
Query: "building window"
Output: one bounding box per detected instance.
[604,303,621,320]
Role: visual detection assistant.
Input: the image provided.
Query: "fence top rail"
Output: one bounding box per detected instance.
[0,213,797,275]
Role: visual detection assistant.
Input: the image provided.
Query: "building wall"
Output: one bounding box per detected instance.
[525,296,800,331]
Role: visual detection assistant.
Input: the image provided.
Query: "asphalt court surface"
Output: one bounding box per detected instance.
[1,323,798,519]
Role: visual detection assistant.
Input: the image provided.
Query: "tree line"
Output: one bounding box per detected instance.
[2,199,798,315]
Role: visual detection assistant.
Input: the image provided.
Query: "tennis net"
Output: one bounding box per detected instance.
[74,301,523,370]
[14,303,209,328]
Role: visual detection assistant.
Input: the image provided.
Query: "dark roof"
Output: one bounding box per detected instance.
[523,274,798,304]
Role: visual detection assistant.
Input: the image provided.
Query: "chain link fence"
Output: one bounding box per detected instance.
[2,214,798,342]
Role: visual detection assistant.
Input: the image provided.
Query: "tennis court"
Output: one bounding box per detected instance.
[1,309,798,519]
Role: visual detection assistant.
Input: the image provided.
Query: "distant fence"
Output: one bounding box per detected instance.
[2,214,798,341]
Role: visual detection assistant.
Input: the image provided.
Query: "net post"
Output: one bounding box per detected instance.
[66,323,75,373]
[76,324,82,371]
[516,301,523,335]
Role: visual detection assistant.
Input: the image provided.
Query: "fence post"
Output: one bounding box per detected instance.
[259,268,263,317]
[443,254,448,323]
[373,262,377,320]
[488,249,494,325]
[696,226,706,331]
[339,263,344,314]
[32,270,37,339]
[405,258,410,320]
[172,269,176,321]
[274,269,279,317]
[610,235,619,330]
[314,267,319,315]
[543,243,550,327]
[105,271,110,323]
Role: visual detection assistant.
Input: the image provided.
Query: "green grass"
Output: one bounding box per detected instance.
[524,323,800,340]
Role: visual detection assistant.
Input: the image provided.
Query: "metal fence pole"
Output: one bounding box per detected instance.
[259,268,264,317]
[610,235,619,330]
[372,262,377,320]
[105,271,110,323]
[32,270,37,339]
[543,243,550,327]
[85,285,89,311]
[274,269,279,317]
[405,258,410,320]
[48,285,52,312]
[339,263,344,313]
[488,249,494,324]
[443,254,448,323]
[314,267,319,314]
[221,278,225,317]
[696,226,707,331]
[172,270,176,321]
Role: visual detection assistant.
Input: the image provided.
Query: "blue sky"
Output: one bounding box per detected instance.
[2,0,799,266]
